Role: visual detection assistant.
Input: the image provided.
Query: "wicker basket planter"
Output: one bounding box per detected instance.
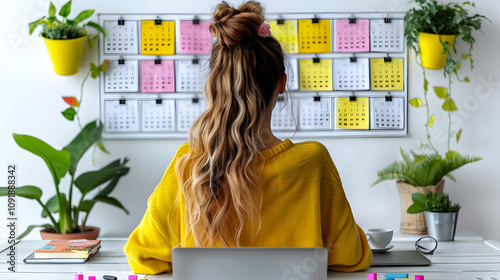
[397,180,444,234]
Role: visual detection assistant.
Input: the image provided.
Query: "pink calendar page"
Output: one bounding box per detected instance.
[335,19,370,52]
[178,20,213,54]
[140,60,175,93]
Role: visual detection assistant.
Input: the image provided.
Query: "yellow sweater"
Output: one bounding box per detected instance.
[123,139,372,274]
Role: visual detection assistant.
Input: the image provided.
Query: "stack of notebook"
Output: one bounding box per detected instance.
[24,239,101,264]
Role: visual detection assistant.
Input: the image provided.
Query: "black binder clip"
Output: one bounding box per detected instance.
[154,16,162,25]
[156,98,163,104]
[312,15,319,24]
[192,58,199,64]
[384,17,392,24]
[350,93,356,101]
[313,55,320,63]
[118,17,125,26]
[385,93,392,102]
[155,57,162,64]
[314,94,321,102]
[118,56,125,65]
[384,54,392,62]
[277,17,284,25]
[119,98,126,105]
[350,55,357,63]
[192,97,199,104]
[193,17,200,25]
[349,17,356,24]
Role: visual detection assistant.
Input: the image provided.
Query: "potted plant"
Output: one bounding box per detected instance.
[372,0,486,235]
[0,61,130,240]
[405,0,488,69]
[408,192,461,241]
[29,0,105,75]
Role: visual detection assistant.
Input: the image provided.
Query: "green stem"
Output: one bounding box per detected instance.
[36,198,60,233]
[68,174,75,222]
[417,60,439,154]
[76,69,91,131]
[448,74,453,153]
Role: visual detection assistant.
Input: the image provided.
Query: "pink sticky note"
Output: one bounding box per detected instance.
[140,60,175,93]
[415,275,424,280]
[179,20,213,54]
[75,274,83,280]
[129,275,138,280]
[88,277,96,280]
[367,272,377,280]
[335,19,370,52]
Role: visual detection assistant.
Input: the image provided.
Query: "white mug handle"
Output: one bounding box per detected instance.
[366,233,372,241]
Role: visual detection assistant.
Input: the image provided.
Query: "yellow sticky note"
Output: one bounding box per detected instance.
[298,19,331,53]
[370,58,404,91]
[336,97,369,129]
[269,20,298,53]
[141,20,175,55]
[299,59,333,91]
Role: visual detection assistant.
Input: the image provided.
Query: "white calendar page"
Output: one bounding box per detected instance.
[104,100,140,132]
[142,99,176,132]
[176,98,207,132]
[333,58,370,91]
[271,97,297,131]
[176,59,209,92]
[370,19,404,52]
[298,97,334,130]
[104,60,139,92]
[370,97,404,129]
[103,20,138,54]
[285,58,299,90]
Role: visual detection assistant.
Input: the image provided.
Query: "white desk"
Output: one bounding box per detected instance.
[1,236,500,280]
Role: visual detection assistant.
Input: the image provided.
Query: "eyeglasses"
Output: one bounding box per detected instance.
[415,236,438,255]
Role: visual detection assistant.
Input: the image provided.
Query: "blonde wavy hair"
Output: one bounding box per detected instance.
[175,1,286,247]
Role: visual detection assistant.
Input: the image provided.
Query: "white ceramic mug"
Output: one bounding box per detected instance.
[366,228,393,249]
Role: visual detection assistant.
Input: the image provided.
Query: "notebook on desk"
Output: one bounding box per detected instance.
[371,250,431,267]
[172,247,328,280]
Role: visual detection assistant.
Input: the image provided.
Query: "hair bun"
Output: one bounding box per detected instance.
[210,1,265,48]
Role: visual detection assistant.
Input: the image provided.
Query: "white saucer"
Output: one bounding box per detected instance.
[371,245,394,252]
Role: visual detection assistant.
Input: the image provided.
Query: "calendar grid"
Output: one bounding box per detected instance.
[98,12,407,139]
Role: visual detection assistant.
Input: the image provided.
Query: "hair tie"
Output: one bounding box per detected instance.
[257,23,271,38]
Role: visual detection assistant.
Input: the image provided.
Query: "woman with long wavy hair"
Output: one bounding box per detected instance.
[124,1,372,274]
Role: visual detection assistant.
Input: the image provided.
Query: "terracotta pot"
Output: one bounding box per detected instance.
[397,180,444,235]
[40,226,100,240]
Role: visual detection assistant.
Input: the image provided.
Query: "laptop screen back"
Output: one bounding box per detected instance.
[172,247,328,280]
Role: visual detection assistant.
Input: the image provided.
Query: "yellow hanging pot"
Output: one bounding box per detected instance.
[418,32,456,69]
[43,35,87,76]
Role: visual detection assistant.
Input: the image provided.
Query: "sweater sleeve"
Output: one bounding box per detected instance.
[313,142,373,271]
[123,143,189,274]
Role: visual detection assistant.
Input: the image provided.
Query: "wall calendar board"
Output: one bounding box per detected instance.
[98,12,407,139]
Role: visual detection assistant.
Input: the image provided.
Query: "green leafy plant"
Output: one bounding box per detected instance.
[405,0,488,73]
[0,61,130,239]
[29,0,105,47]
[408,192,461,214]
[372,148,481,187]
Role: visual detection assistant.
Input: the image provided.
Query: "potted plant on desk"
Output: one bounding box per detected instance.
[408,192,461,241]
[0,61,130,240]
[29,0,105,75]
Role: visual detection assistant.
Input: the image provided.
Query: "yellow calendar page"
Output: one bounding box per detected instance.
[370,58,404,91]
[336,97,369,129]
[269,20,299,53]
[299,59,333,91]
[298,19,331,53]
[141,20,175,55]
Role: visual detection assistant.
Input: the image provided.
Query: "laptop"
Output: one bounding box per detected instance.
[371,250,431,267]
[172,247,328,280]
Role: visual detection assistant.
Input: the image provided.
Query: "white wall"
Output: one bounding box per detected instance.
[1,0,499,241]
